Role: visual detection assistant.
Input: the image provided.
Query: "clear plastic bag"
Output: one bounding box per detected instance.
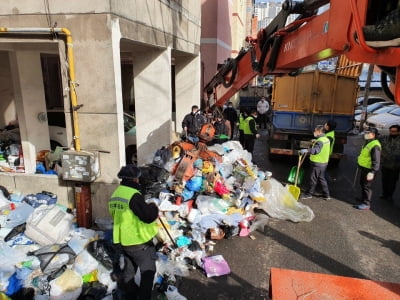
[258,179,314,222]
[3,202,34,228]
[249,214,269,233]
[195,195,230,215]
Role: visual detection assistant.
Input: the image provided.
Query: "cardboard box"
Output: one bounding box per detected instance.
[61,150,99,182]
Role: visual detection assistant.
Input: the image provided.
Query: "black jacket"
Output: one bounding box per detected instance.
[120,180,158,224]
[223,107,238,123]
[182,112,206,135]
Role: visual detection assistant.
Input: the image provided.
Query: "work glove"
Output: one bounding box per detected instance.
[145,198,161,206]
[256,134,261,139]
[366,172,374,181]
[299,149,308,155]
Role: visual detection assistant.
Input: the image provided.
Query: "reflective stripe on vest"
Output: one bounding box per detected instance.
[243,116,254,135]
[310,136,330,164]
[325,130,335,155]
[357,139,381,169]
[109,185,157,246]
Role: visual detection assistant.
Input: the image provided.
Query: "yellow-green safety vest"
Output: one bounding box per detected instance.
[310,136,330,164]
[243,116,255,135]
[239,113,246,130]
[325,130,335,155]
[357,139,381,169]
[109,185,158,246]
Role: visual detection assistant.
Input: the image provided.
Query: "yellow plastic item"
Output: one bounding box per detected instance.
[202,161,214,173]
[249,191,266,203]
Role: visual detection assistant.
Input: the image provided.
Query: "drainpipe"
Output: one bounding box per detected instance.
[0,27,81,151]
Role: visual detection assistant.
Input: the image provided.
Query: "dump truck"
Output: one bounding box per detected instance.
[268,67,360,163]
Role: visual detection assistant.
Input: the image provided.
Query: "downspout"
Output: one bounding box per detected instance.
[0,27,81,151]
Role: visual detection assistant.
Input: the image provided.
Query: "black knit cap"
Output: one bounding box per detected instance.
[366,127,379,136]
[117,164,141,180]
[326,120,337,130]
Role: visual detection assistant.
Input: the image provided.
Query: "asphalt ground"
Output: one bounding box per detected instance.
[155,129,400,300]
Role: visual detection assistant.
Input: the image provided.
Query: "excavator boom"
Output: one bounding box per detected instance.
[204,0,400,107]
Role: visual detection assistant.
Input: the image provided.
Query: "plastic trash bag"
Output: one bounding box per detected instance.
[221,141,252,164]
[185,176,202,192]
[49,269,83,300]
[0,241,27,273]
[249,214,269,233]
[195,195,230,215]
[77,281,108,300]
[25,205,73,246]
[3,202,34,228]
[202,255,230,277]
[258,178,314,222]
[0,188,10,210]
[217,163,233,179]
[86,239,122,271]
[73,250,99,276]
[29,244,76,274]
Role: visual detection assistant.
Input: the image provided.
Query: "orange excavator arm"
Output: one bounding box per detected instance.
[204,0,400,107]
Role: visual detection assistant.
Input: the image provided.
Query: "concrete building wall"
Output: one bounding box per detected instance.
[0,1,201,219]
[201,0,232,86]
[0,51,16,127]
[231,0,247,56]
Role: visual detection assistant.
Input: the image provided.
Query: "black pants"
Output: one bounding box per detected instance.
[381,166,400,199]
[307,162,329,197]
[257,114,268,129]
[239,129,245,147]
[359,166,374,206]
[228,120,235,139]
[244,134,256,153]
[120,241,157,300]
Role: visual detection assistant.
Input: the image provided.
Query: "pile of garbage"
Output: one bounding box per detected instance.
[0,141,314,299]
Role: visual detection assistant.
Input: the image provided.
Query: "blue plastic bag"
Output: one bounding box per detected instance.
[185,176,202,192]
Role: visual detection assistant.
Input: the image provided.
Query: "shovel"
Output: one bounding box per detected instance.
[287,153,307,200]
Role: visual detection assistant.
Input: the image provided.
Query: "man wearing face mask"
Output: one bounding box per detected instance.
[378,124,400,203]
[355,127,381,210]
[223,101,238,139]
[182,105,206,143]
[300,125,331,200]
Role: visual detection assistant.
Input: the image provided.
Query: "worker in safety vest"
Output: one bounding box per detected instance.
[324,120,336,155]
[324,120,337,181]
[355,127,381,210]
[243,109,260,154]
[238,108,248,147]
[109,164,159,299]
[300,125,331,200]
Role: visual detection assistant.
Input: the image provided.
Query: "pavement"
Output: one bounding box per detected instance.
[156,129,400,300]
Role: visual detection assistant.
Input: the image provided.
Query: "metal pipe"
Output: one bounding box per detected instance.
[0,27,81,151]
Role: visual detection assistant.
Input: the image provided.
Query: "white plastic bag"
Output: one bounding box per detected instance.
[49,269,83,300]
[259,179,314,222]
[0,190,10,210]
[25,205,73,246]
[3,202,34,228]
[72,249,99,276]
[0,241,27,273]
[195,195,230,215]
